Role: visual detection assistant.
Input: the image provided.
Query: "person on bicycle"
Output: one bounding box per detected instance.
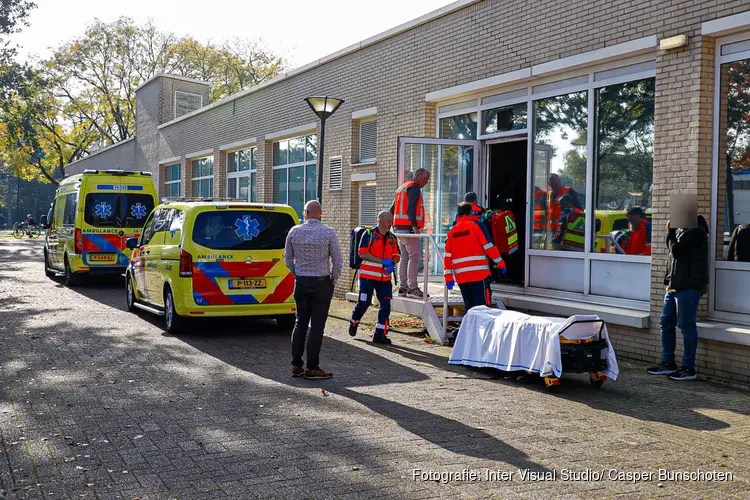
[26,214,37,238]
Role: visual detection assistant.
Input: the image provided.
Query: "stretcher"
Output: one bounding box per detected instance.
[448,306,618,388]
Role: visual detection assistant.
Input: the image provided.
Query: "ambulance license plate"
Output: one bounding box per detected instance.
[229,279,266,289]
[89,253,117,263]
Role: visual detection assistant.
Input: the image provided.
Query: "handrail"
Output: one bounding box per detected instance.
[394,232,450,341]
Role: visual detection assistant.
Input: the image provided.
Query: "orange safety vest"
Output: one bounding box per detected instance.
[547,186,573,232]
[444,216,504,285]
[533,187,546,231]
[358,228,400,282]
[393,181,425,228]
[491,210,519,256]
[469,203,485,222]
[558,208,585,251]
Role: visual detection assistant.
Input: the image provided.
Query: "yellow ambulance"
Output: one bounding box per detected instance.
[123,200,299,333]
[42,169,158,286]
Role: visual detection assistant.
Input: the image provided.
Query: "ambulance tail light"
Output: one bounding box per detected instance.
[74,228,83,254]
[179,249,193,277]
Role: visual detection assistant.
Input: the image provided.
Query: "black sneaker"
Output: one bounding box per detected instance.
[397,287,408,296]
[349,320,359,337]
[372,333,392,345]
[647,361,678,375]
[669,367,697,381]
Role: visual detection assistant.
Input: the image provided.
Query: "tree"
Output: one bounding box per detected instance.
[724,60,750,229]
[0,16,284,183]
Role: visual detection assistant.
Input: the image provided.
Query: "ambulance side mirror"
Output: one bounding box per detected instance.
[125,237,139,250]
[595,220,602,232]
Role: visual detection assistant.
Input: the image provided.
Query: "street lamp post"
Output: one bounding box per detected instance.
[304,96,344,207]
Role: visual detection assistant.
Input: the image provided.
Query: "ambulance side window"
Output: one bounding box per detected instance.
[139,213,157,246]
[63,193,78,225]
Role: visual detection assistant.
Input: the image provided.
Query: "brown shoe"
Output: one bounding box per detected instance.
[303,368,333,380]
[291,365,305,378]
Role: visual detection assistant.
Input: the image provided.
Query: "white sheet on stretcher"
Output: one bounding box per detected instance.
[448,307,619,380]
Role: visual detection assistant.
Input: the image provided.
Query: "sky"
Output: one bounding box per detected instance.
[9,0,450,69]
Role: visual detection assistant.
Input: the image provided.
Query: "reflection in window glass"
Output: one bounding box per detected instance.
[272,134,317,215]
[532,91,588,251]
[719,59,750,262]
[273,168,287,205]
[483,103,528,134]
[439,113,477,140]
[594,78,655,255]
[227,152,238,173]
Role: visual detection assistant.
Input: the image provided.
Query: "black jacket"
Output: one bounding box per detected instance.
[728,223,750,263]
[664,227,709,292]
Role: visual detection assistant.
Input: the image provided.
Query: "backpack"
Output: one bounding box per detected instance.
[349,226,368,269]
[349,226,398,269]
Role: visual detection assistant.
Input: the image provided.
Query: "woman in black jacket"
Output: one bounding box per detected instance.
[648,216,709,381]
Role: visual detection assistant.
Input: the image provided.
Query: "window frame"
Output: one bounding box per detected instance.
[358,118,378,163]
[710,32,750,324]
[163,163,181,198]
[190,156,214,198]
[434,56,656,300]
[272,134,318,216]
[226,147,257,202]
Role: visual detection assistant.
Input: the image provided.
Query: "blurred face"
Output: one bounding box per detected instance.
[379,212,393,229]
[628,214,643,229]
[549,175,562,190]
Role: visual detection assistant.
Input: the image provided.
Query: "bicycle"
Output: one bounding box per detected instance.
[13,222,41,239]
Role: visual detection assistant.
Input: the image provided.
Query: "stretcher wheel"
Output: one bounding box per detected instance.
[544,376,560,390]
[589,372,607,388]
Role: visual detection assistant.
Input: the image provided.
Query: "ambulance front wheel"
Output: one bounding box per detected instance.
[125,274,137,313]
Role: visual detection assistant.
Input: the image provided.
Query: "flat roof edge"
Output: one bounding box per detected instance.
[157,0,482,130]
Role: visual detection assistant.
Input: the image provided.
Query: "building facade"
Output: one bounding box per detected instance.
[67,0,750,383]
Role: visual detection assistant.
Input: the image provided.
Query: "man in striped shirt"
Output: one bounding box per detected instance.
[284,200,343,380]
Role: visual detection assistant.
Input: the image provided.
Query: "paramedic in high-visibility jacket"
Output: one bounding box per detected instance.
[444,202,506,311]
[349,211,401,345]
[389,168,430,299]
[464,192,485,221]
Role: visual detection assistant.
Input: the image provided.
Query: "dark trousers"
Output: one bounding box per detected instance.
[292,276,334,370]
[458,278,491,312]
[351,278,392,335]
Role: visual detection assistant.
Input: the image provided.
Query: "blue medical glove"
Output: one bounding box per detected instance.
[446,280,454,291]
[382,258,394,274]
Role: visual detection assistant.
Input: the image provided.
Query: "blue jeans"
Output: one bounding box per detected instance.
[351,278,392,335]
[660,289,702,370]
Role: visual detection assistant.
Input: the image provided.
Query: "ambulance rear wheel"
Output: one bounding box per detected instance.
[164,287,186,334]
[63,256,80,287]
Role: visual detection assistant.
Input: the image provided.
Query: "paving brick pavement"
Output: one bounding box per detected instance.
[1,238,749,499]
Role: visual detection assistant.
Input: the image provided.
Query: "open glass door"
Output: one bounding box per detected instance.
[397,137,481,275]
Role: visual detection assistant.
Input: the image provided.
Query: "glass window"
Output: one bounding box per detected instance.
[63,193,77,225]
[273,168,287,205]
[482,103,528,135]
[192,210,295,250]
[593,78,655,255]
[288,166,305,217]
[305,164,316,205]
[272,134,317,216]
[164,163,181,197]
[532,90,588,251]
[227,152,238,173]
[273,140,288,166]
[439,112,478,140]
[719,58,750,262]
[191,157,214,198]
[251,172,257,203]
[226,148,256,201]
[84,194,155,228]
